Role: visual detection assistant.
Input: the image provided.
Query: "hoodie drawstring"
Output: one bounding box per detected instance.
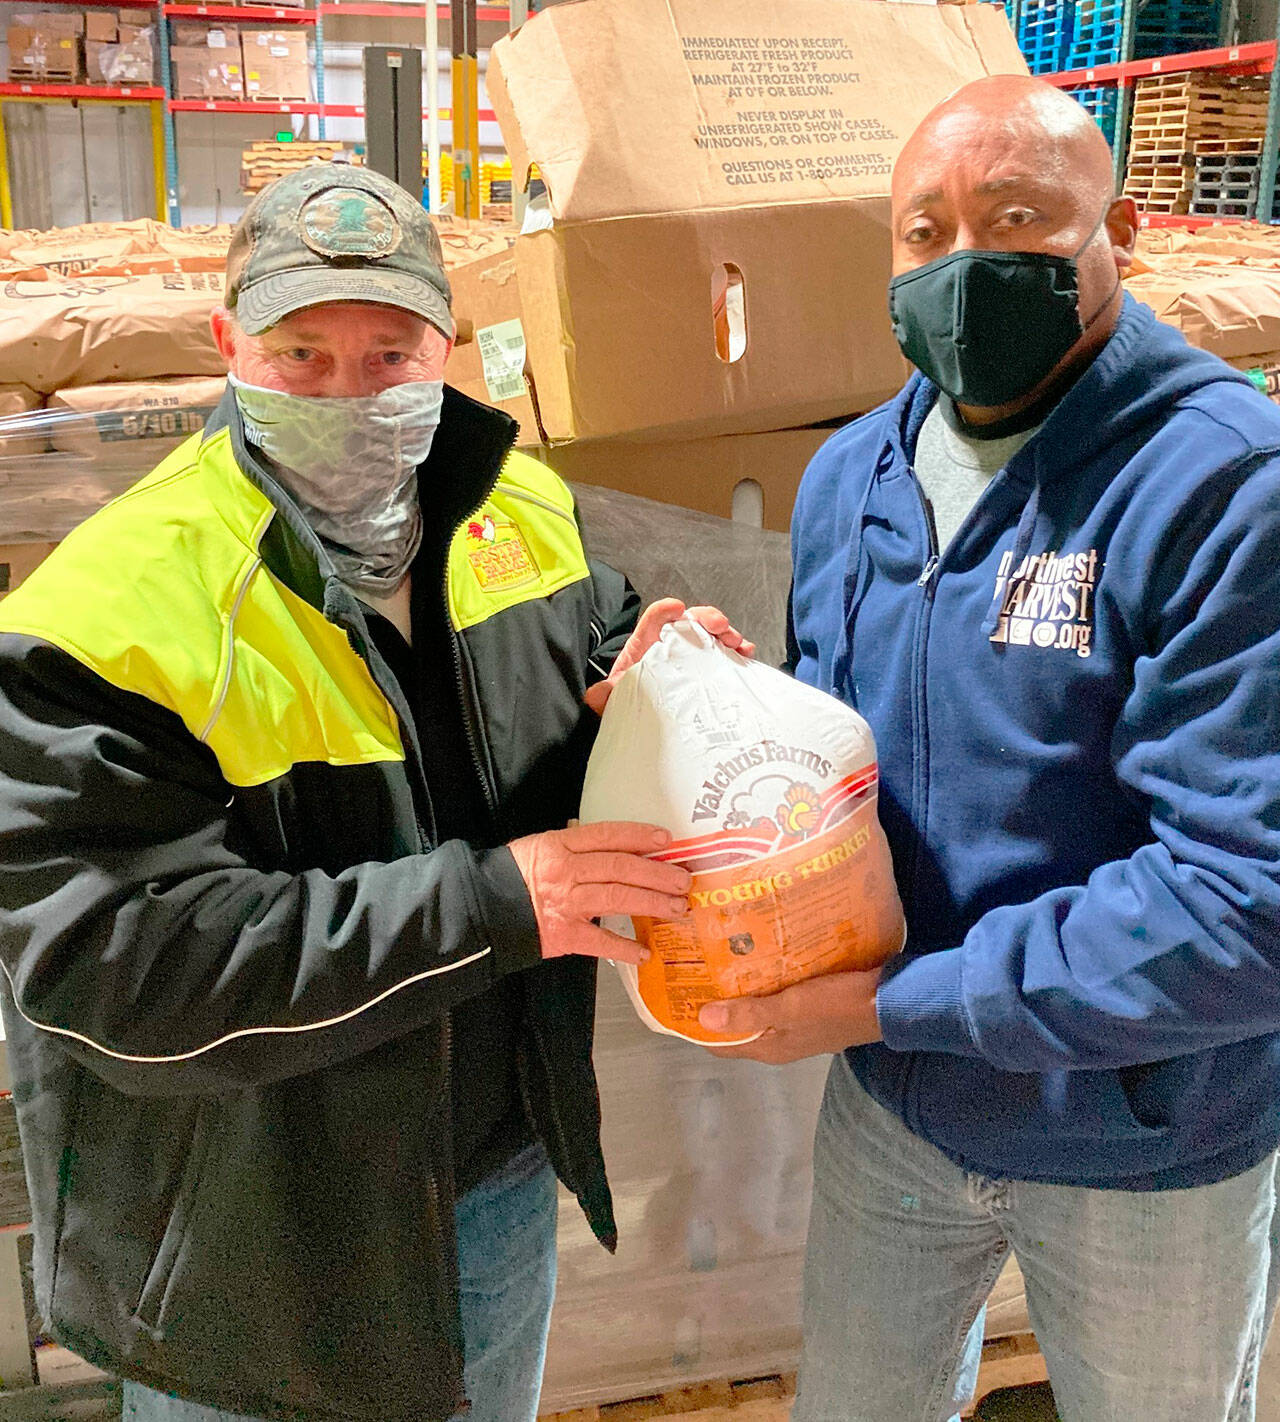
[981,477,1041,639]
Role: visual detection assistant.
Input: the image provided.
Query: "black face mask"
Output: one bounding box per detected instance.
[887,208,1119,409]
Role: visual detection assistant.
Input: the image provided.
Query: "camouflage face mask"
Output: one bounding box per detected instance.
[231,376,444,598]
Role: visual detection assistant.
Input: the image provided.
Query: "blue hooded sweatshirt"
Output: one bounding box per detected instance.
[789,295,1280,1189]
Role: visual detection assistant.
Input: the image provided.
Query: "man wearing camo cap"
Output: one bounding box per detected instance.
[0,166,751,1421]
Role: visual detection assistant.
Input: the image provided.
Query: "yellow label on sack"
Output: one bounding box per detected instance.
[465,515,539,593]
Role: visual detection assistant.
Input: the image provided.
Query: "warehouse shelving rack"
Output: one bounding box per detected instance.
[0,0,514,225]
[1010,0,1280,225]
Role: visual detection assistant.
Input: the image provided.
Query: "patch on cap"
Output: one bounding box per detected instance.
[299,187,402,259]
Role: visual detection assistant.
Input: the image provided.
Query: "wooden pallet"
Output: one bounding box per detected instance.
[541,1374,795,1422]
[240,140,361,192]
[540,1335,1051,1422]
[1193,136,1265,154]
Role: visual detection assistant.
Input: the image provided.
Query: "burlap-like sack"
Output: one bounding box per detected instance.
[45,376,224,456]
[430,214,517,272]
[0,270,226,392]
[144,220,233,259]
[0,220,230,278]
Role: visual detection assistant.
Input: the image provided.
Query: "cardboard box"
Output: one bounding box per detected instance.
[0,543,56,600]
[86,27,154,85]
[243,53,308,100]
[84,11,118,44]
[541,424,840,532]
[445,247,540,444]
[7,23,82,81]
[240,27,307,64]
[486,0,1024,443]
[172,44,244,99]
[170,21,239,48]
[13,11,83,36]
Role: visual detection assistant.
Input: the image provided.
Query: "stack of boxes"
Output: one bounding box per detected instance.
[5,9,154,86]
[241,27,309,101]
[171,23,309,102]
[445,0,1025,532]
[171,22,246,100]
[85,9,154,86]
[7,11,85,83]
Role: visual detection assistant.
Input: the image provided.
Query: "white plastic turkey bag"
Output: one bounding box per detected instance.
[579,619,905,1045]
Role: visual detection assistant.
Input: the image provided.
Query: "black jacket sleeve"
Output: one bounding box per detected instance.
[585,557,641,684]
[0,636,542,1098]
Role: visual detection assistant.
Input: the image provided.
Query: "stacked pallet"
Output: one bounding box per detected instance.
[1063,0,1123,71]
[1133,0,1221,59]
[240,140,362,194]
[1016,0,1075,75]
[1190,137,1268,218]
[1070,84,1120,146]
[1123,72,1270,215]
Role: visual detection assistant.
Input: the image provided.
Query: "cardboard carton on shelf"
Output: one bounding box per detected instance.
[172,44,245,100]
[486,0,1024,445]
[243,54,309,100]
[84,11,118,44]
[170,21,241,48]
[7,14,84,83]
[240,27,308,64]
[86,27,154,86]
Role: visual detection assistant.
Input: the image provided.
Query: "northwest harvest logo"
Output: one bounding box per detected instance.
[988,547,1100,659]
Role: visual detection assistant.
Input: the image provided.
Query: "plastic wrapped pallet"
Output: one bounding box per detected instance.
[86,25,155,86]
[0,384,44,456]
[543,486,825,1407]
[45,377,224,457]
[0,389,215,544]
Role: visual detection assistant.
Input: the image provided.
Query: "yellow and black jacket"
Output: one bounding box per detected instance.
[0,387,638,1421]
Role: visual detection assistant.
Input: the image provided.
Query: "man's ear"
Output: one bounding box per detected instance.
[1106,195,1139,270]
[210,306,237,366]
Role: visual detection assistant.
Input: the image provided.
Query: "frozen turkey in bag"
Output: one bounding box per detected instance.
[579,620,905,1045]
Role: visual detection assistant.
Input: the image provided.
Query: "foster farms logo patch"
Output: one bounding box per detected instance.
[466,513,539,593]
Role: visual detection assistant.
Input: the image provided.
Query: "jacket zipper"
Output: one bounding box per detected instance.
[907,468,940,909]
[442,553,580,1194]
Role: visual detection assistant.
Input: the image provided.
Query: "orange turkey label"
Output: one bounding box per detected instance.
[634,766,905,1044]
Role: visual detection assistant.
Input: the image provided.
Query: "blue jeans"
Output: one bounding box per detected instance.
[794,1054,1280,1422]
[121,1142,558,1422]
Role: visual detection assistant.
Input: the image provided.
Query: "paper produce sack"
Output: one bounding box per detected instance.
[579,620,904,1045]
[45,377,224,457]
[0,271,226,393]
[0,384,47,457]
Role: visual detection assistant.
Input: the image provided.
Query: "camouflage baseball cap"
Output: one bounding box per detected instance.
[225,165,452,337]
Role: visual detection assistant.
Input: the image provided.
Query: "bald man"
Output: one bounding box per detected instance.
[699,76,1280,1420]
